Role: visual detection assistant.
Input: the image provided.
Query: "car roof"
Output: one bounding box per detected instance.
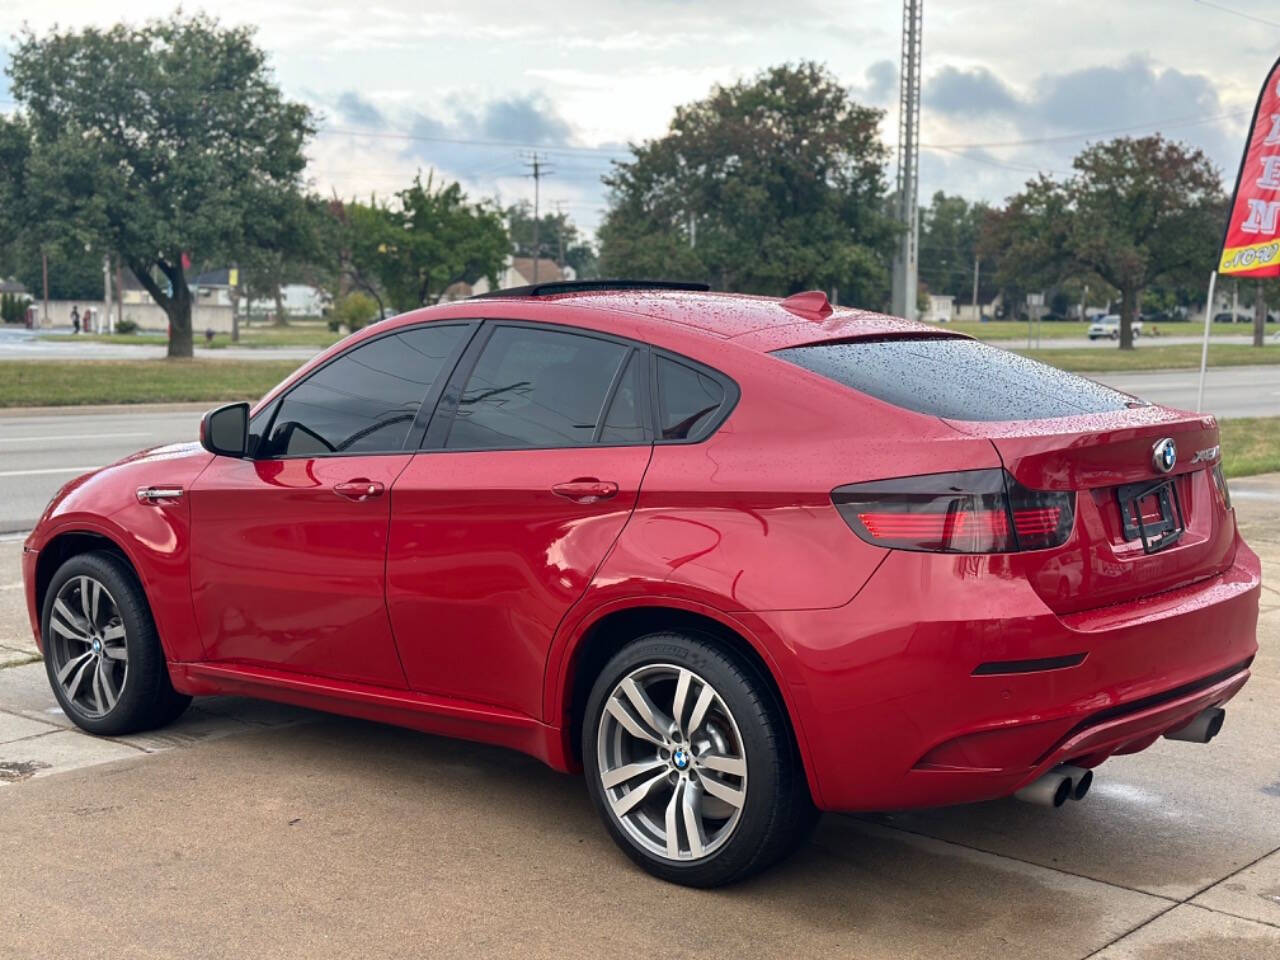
[468,288,957,353]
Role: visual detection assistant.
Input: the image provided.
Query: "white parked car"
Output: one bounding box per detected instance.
[1088,314,1142,340]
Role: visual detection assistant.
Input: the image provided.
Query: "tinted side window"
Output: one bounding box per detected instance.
[656,357,726,440]
[446,327,628,450]
[773,338,1133,422]
[599,351,646,444]
[261,325,467,457]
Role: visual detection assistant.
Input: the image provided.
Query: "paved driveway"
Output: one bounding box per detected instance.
[0,479,1277,958]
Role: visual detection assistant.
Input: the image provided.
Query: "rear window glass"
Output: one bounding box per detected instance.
[773,338,1134,421]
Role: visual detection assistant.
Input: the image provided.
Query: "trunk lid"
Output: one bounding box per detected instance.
[945,407,1236,615]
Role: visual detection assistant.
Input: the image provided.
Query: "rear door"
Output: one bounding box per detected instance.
[386,322,653,718]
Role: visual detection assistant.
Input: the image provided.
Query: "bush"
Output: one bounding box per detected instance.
[0,292,27,324]
[334,292,379,332]
[115,318,139,334]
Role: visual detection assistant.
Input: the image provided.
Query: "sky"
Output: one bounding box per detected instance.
[1,0,1277,238]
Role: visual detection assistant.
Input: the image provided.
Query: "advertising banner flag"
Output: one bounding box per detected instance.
[1221,56,1280,277]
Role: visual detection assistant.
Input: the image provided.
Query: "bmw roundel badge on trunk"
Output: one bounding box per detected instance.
[1153,438,1177,473]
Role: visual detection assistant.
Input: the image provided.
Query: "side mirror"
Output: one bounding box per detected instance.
[200,402,249,458]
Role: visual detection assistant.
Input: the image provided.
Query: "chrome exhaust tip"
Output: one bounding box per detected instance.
[1164,707,1226,744]
[1014,769,1074,808]
[1057,765,1093,801]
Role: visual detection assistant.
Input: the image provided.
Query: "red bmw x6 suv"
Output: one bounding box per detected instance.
[23,282,1261,886]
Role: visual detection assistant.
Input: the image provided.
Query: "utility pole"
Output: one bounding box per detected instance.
[41,250,49,327]
[523,152,553,282]
[891,0,923,321]
[102,254,112,334]
[971,254,979,308]
[552,200,569,271]
[115,259,124,331]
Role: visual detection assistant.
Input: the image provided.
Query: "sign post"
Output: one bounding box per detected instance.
[1202,55,1280,411]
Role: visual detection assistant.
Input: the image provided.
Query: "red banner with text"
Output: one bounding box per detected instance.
[1221,56,1280,277]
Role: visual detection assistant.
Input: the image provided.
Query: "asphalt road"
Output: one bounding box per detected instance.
[0,407,205,533]
[0,478,1276,958]
[0,364,1276,533]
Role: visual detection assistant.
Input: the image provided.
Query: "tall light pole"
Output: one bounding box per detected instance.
[891,0,923,321]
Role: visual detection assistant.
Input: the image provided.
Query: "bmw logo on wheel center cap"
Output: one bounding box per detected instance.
[1152,438,1177,474]
[672,748,689,770]
[91,638,102,654]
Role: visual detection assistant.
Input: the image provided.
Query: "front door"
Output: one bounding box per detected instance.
[189,322,473,687]
[387,323,653,717]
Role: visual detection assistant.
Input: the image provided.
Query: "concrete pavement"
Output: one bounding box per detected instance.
[0,478,1276,958]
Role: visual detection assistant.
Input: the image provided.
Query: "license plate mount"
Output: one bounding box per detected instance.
[1117,477,1185,554]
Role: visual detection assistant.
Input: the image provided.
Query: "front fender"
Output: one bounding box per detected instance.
[27,443,213,662]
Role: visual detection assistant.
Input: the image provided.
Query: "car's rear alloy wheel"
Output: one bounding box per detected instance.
[42,551,191,736]
[47,575,128,719]
[597,663,748,861]
[584,632,817,887]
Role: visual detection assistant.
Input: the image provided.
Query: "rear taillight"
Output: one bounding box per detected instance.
[1211,463,1231,509]
[832,469,1075,554]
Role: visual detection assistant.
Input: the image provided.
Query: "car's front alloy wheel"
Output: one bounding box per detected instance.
[42,551,191,736]
[46,575,128,719]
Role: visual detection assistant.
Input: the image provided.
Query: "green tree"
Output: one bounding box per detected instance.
[984,136,1224,348]
[7,13,314,357]
[597,62,896,304]
[335,173,507,315]
[917,191,997,304]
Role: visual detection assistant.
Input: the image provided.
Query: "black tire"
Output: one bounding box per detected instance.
[41,551,191,736]
[582,631,817,887]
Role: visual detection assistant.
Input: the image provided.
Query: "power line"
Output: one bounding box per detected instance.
[318,126,624,157]
[1191,0,1280,29]
[922,108,1252,151]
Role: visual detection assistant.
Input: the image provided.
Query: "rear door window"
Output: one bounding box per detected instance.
[446,326,630,450]
[773,337,1134,421]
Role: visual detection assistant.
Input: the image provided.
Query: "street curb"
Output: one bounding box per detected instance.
[0,401,214,418]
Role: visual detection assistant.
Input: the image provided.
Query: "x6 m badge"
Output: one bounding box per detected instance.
[1152,438,1177,473]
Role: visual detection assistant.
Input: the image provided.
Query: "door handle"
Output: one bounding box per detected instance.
[551,478,619,504]
[136,485,184,504]
[333,478,385,502]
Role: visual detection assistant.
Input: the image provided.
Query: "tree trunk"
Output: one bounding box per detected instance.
[167,287,193,358]
[1118,286,1136,350]
[273,286,287,326]
[1255,281,1266,348]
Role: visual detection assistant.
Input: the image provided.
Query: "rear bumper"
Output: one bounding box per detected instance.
[757,534,1261,812]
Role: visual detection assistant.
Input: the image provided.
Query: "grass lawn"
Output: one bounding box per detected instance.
[1015,343,1279,373]
[929,320,1261,341]
[40,323,346,350]
[0,359,301,407]
[208,324,346,349]
[1219,417,1280,479]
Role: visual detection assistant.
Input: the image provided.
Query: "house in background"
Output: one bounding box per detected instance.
[441,256,576,301]
[924,293,955,323]
[247,283,328,318]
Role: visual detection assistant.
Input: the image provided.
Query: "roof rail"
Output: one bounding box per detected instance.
[470,279,711,299]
